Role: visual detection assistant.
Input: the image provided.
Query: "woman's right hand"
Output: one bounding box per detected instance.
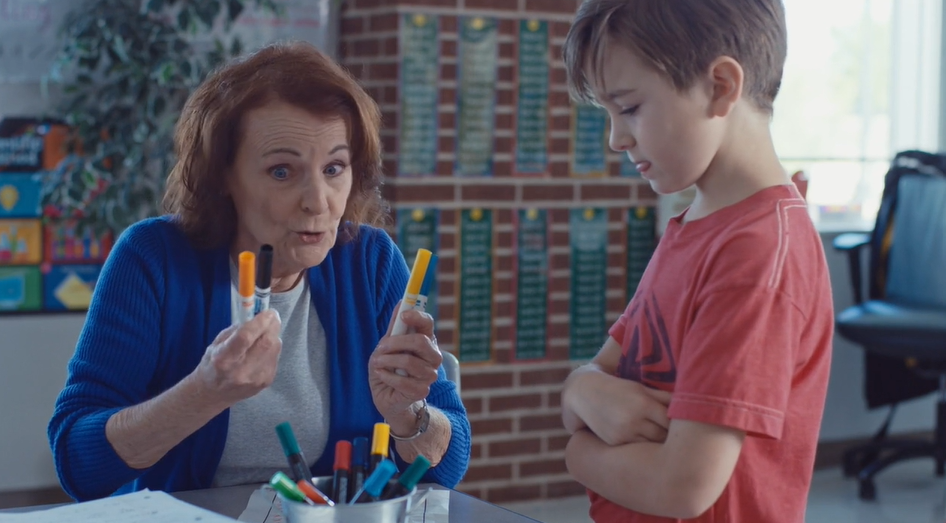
[194,309,283,407]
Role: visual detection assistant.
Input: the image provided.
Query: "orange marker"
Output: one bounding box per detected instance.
[238,251,256,325]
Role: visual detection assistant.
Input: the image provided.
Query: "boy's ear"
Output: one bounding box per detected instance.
[706,56,744,118]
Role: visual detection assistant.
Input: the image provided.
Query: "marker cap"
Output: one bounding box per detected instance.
[334,440,352,471]
[270,471,307,503]
[364,460,398,498]
[371,423,390,457]
[257,244,273,288]
[275,422,301,456]
[352,436,369,467]
[419,254,438,296]
[238,251,256,297]
[405,249,432,295]
[398,455,431,490]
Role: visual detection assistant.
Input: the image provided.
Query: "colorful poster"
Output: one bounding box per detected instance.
[571,105,608,177]
[457,208,493,362]
[0,219,42,265]
[0,173,43,218]
[396,208,439,319]
[398,14,440,176]
[0,266,42,311]
[515,208,549,360]
[43,264,101,311]
[456,17,498,177]
[44,220,113,264]
[515,20,549,174]
[0,118,68,172]
[569,208,608,359]
[627,207,657,300]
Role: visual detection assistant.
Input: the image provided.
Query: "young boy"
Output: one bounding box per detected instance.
[560,1,833,522]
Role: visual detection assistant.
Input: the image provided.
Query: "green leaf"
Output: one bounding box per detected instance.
[230,37,242,57]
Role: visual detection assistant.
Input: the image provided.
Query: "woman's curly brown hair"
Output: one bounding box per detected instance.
[163,41,387,249]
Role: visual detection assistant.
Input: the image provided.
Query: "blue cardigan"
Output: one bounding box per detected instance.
[47,217,470,501]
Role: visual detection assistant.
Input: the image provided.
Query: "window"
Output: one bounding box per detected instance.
[773,0,942,231]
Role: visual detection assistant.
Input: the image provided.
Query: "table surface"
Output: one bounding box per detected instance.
[0,483,541,523]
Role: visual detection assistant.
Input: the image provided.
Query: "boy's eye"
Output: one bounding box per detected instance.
[620,105,641,116]
[270,166,290,180]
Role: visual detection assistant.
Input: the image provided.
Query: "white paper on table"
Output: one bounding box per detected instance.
[0,489,238,523]
[237,486,448,523]
[237,486,283,523]
[405,489,449,523]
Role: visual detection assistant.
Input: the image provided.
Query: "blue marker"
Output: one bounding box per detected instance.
[349,459,398,505]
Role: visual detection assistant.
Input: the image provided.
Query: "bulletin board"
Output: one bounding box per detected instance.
[0,117,112,314]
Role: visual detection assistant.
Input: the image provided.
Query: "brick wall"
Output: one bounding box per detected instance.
[339,0,658,503]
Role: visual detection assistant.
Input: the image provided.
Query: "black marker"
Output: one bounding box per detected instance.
[254,244,273,315]
[275,422,310,483]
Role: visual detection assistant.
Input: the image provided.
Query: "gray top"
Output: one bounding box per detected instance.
[212,264,331,487]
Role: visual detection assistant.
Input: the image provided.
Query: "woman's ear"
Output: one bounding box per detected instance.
[706,56,744,118]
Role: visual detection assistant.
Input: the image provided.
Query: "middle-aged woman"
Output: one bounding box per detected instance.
[47,42,471,501]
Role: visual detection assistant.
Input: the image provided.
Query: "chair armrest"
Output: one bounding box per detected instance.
[833,232,870,251]
[833,233,871,304]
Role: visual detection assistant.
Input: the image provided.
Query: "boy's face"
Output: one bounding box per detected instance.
[592,44,725,194]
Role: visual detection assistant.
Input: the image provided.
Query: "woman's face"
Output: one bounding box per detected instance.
[228,100,353,284]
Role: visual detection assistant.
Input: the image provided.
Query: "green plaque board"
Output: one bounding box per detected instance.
[627,207,657,301]
[0,265,42,311]
[620,153,641,177]
[515,208,548,360]
[456,17,498,176]
[571,105,608,176]
[399,14,439,176]
[626,207,656,300]
[515,20,549,174]
[569,208,608,359]
[458,208,493,361]
[396,208,439,319]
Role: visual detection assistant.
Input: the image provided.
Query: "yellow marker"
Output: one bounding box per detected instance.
[238,251,256,325]
[369,423,391,474]
[390,249,431,337]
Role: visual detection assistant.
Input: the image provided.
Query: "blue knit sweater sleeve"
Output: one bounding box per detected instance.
[369,230,471,488]
[47,220,168,501]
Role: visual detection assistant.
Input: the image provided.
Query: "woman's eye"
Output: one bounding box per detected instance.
[270,166,290,180]
[324,163,346,177]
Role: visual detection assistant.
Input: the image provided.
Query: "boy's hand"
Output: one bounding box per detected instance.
[562,337,671,446]
[568,372,671,446]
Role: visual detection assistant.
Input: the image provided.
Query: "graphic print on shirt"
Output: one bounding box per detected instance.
[616,292,677,384]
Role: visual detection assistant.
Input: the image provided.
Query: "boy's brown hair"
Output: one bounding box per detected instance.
[564,0,787,113]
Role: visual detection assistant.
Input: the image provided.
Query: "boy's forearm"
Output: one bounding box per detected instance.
[565,429,683,518]
[566,429,718,520]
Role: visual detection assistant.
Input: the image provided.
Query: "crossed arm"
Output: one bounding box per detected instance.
[562,338,746,520]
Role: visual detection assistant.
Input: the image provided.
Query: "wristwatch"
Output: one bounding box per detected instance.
[388,399,430,441]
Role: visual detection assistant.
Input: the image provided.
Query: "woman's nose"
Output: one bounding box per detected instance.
[300,176,329,214]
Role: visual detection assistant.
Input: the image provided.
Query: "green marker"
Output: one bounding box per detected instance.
[380,455,431,500]
[270,471,315,505]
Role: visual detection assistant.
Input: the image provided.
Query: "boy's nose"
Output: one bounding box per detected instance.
[608,125,636,153]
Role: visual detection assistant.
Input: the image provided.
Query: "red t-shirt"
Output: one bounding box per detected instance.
[591,185,833,523]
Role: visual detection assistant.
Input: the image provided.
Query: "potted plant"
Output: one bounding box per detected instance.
[41,0,280,237]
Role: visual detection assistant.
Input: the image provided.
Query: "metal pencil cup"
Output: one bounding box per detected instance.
[279,476,418,523]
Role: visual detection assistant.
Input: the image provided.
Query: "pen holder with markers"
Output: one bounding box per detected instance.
[277,475,420,523]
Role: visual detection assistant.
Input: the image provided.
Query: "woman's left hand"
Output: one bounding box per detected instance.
[369,307,443,423]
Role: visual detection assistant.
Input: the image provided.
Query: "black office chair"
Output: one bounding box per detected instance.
[834,150,946,501]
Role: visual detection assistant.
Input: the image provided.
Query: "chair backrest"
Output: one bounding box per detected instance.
[442,350,461,393]
[868,151,946,300]
[885,173,946,307]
